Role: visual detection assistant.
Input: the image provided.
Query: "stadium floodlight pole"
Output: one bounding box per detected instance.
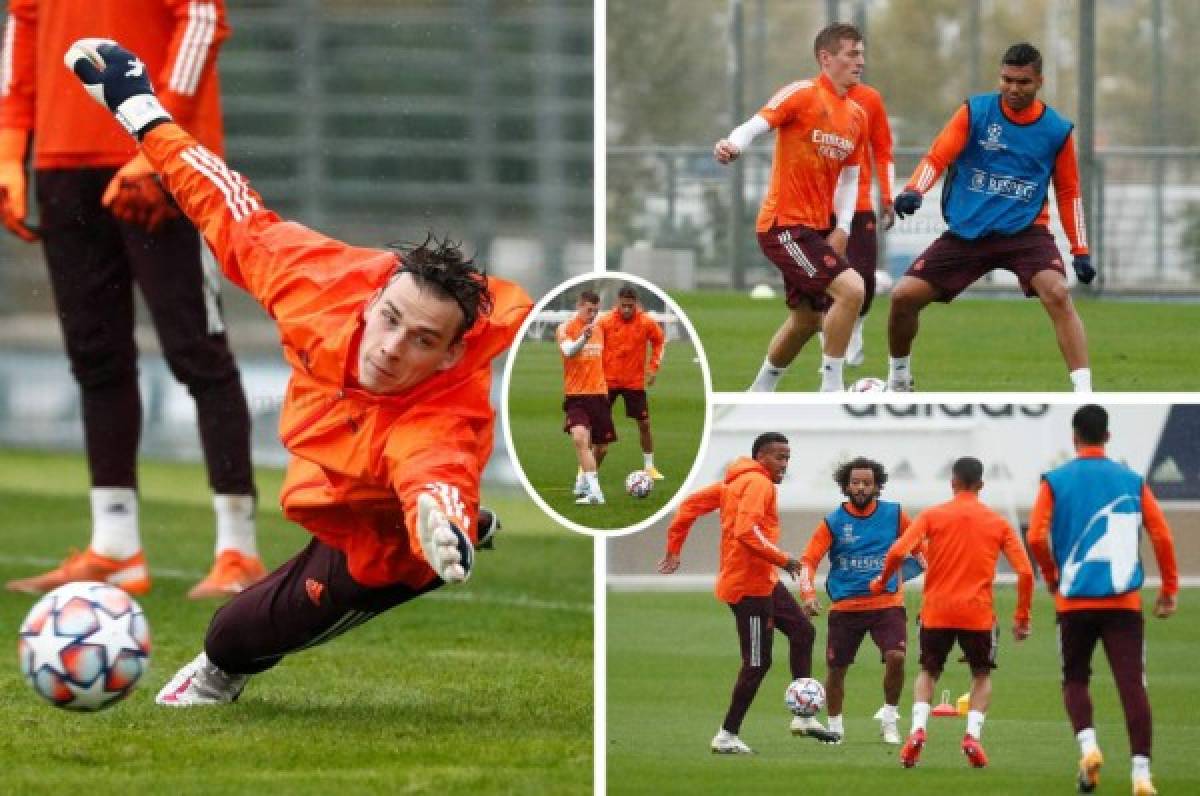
[1078,0,1097,290]
[728,0,746,290]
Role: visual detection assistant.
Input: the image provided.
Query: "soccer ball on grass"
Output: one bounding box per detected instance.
[785,677,826,717]
[18,581,151,711]
[850,377,888,393]
[625,470,653,498]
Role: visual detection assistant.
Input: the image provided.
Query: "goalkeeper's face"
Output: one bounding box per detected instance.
[358,272,466,394]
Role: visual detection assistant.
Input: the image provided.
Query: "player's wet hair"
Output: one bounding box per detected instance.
[1002,42,1042,75]
[952,456,984,488]
[834,456,888,494]
[618,286,637,300]
[579,289,600,305]
[386,234,492,342]
[752,432,789,459]
[1072,404,1109,445]
[813,23,862,61]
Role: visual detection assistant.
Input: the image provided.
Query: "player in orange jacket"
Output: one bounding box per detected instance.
[1,0,263,600]
[658,432,836,752]
[871,456,1034,769]
[598,286,665,479]
[714,24,868,392]
[1026,405,1178,796]
[63,38,531,706]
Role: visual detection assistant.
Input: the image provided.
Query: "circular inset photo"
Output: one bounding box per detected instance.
[503,273,711,534]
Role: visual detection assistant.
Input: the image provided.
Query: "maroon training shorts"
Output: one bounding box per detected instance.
[756,223,852,312]
[918,623,998,676]
[846,210,878,314]
[563,394,616,444]
[826,606,907,668]
[608,387,649,421]
[906,225,1066,301]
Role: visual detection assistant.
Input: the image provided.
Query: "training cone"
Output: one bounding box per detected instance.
[932,689,958,717]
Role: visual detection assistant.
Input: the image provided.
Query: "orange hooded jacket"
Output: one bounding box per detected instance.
[141,123,532,588]
[665,457,792,604]
[598,307,664,390]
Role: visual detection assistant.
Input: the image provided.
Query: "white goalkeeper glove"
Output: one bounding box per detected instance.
[63,38,171,138]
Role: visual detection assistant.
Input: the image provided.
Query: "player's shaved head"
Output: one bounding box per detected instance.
[951,457,984,490]
[1002,42,1043,75]
[752,432,789,459]
[1072,404,1110,445]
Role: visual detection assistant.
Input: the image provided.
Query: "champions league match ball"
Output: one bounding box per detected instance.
[625,470,654,498]
[850,377,888,393]
[18,581,151,711]
[785,677,826,718]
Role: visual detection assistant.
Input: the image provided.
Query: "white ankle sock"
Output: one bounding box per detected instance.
[1132,755,1151,781]
[750,357,786,392]
[214,494,257,556]
[911,701,931,732]
[966,709,985,739]
[585,472,601,494]
[820,355,845,391]
[643,452,654,469]
[1077,727,1098,756]
[90,487,140,559]
[1070,368,1093,392]
[881,703,899,722]
[828,714,844,734]
[889,356,911,382]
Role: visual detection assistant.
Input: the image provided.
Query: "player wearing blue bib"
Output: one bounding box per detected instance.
[885,42,1094,393]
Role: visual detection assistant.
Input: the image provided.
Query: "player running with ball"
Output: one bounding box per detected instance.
[657,432,836,753]
[63,38,530,705]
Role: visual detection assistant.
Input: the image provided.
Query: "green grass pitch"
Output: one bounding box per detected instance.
[674,291,1200,392]
[507,339,707,531]
[0,450,591,795]
[607,587,1200,794]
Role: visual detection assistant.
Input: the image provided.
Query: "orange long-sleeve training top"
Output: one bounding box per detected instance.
[845,82,894,213]
[665,458,792,604]
[879,491,1034,630]
[799,500,914,612]
[905,100,1087,255]
[1,0,229,167]
[598,308,664,390]
[1027,446,1179,613]
[140,122,532,589]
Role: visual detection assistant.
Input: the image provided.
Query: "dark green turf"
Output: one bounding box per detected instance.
[507,339,707,531]
[0,450,592,795]
[608,587,1199,795]
[674,291,1200,392]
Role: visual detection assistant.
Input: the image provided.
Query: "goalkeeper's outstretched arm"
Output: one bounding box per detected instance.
[63,38,358,319]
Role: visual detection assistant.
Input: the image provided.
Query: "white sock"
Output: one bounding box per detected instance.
[716,727,734,740]
[828,714,844,734]
[888,355,911,382]
[585,471,602,495]
[1070,367,1092,392]
[849,317,864,348]
[966,709,986,739]
[1076,727,1098,756]
[1132,755,1151,781]
[214,494,257,557]
[911,701,931,732]
[750,357,786,392]
[881,704,899,722]
[820,355,845,392]
[643,452,654,469]
[90,487,140,559]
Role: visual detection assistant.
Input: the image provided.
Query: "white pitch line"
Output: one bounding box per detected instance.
[0,555,591,614]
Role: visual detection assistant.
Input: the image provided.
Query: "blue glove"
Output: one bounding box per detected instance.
[1072,254,1095,285]
[63,39,170,138]
[893,189,922,219]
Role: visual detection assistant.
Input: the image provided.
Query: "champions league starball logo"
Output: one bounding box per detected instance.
[1061,495,1142,595]
[981,122,1005,151]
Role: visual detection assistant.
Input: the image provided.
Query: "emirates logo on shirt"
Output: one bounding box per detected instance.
[811,128,854,161]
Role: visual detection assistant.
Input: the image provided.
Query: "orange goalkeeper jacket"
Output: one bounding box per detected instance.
[1,0,229,167]
[141,123,532,588]
[665,457,792,604]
